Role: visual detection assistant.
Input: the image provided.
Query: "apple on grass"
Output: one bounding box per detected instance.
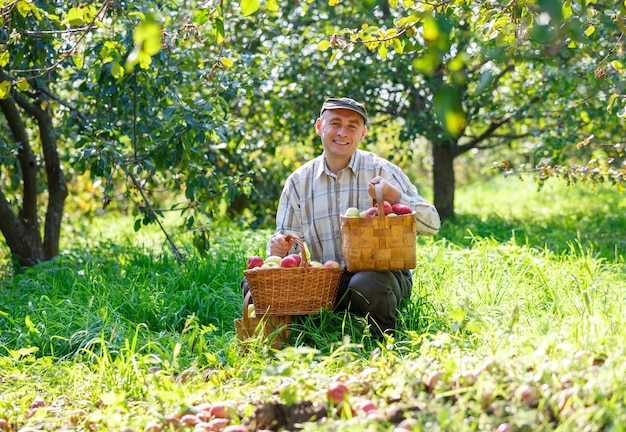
[327,381,349,405]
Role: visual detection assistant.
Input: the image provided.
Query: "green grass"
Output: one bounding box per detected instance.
[0,177,625,431]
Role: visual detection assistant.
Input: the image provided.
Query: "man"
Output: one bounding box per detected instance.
[267,97,440,337]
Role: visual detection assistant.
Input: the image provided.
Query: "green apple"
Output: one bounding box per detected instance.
[309,260,323,268]
[344,207,360,217]
[359,210,367,218]
[264,255,282,265]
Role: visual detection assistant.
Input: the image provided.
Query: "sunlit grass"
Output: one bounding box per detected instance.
[1,177,625,430]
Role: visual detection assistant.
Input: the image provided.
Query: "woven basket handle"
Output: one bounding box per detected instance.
[373,182,386,220]
[242,290,252,327]
[284,234,309,267]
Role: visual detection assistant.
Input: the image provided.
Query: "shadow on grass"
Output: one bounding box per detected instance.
[437,208,625,262]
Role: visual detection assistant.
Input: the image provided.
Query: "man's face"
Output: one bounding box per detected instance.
[315,108,367,161]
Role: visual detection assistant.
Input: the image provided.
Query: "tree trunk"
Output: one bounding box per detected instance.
[0,87,67,268]
[432,142,456,220]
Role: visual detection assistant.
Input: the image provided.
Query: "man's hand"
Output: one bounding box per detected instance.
[368,176,401,204]
[268,234,294,257]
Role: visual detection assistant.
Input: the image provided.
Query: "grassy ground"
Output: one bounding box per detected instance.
[0,177,625,431]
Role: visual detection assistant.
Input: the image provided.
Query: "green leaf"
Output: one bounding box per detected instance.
[585,25,595,36]
[134,20,161,56]
[25,315,40,334]
[221,56,234,68]
[16,78,29,91]
[240,0,260,16]
[73,54,84,69]
[215,18,224,45]
[266,0,279,12]
[61,7,84,27]
[317,40,331,51]
[378,43,388,59]
[607,94,618,112]
[0,80,11,99]
[111,61,124,78]
[433,85,467,137]
[0,50,9,67]
[16,0,33,17]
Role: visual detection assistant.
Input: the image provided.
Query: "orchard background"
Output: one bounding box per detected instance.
[1,1,625,431]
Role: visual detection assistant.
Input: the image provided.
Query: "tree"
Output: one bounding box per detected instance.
[0,0,271,267]
[238,0,625,219]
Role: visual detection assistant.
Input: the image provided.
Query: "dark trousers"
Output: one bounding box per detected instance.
[241,269,412,337]
[335,270,412,336]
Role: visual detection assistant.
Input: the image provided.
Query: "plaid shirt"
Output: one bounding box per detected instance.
[270,149,440,267]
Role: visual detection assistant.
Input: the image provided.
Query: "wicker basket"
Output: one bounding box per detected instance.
[340,183,417,272]
[243,235,343,315]
[234,291,293,350]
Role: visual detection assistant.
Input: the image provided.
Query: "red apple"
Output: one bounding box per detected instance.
[364,207,378,217]
[357,398,377,414]
[179,414,200,427]
[391,203,413,215]
[323,260,341,269]
[328,381,349,405]
[383,201,393,215]
[246,256,264,269]
[496,423,512,432]
[223,425,249,432]
[210,401,237,419]
[280,256,299,268]
[0,419,10,432]
[286,253,302,266]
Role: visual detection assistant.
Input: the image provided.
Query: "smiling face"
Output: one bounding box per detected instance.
[315,108,367,173]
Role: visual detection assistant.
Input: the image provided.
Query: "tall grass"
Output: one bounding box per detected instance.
[1,177,625,430]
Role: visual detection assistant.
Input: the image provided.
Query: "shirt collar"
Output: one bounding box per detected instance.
[318,150,362,179]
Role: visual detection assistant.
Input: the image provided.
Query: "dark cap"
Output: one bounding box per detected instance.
[320,97,368,124]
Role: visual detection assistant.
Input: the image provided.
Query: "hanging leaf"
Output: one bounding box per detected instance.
[0,50,9,67]
[318,40,331,51]
[221,57,234,68]
[433,85,467,137]
[240,0,260,16]
[0,80,11,99]
[266,0,279,12]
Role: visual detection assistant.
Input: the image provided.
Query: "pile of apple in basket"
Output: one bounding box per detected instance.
[242,234,343,317]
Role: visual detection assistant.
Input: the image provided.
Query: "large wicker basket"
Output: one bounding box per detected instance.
[340,184,417,272]
[234,291,292,350]
[243,235,343,315]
